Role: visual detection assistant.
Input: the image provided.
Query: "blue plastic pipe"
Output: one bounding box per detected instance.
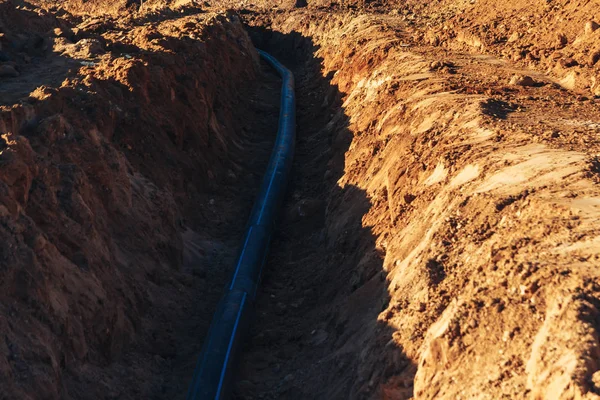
[186,50,296,400]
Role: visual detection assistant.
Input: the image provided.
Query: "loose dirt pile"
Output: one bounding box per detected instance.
[0,2,283,398]
[230,8,600,400]
[2,0,600,399]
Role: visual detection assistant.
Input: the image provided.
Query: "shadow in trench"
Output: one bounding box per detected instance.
[230,26,417,399]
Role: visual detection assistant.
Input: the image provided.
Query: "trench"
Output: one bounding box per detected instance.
[183,25,394,400]
[221,27,394,400]
[0,7,404,399]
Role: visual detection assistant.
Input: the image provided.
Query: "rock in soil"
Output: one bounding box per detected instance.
[509,74,537,86]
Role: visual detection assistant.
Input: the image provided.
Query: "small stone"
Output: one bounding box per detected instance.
[591,370,600,389]
[585,20,599,35]
[0,64,19,77]
[507,32,520,43]
[556,33,568,48]
[430,60,444,70]
[519,285,527,296]
[509,75,537,87]
[403,193,416,204]
[294,0,307,7]
[74,38,104,57]
[33,235,47,252]
[512,51,524,62]
[559,58,578,68]
[284,374,294,382]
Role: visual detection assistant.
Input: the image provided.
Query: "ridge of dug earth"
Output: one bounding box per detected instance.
[229,9,600,400]
[0,7,284,400]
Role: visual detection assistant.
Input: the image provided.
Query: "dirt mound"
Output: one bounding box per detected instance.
[0,5,278,399]
[231,9,600,400]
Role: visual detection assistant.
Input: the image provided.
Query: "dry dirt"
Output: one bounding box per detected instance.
[1,0,600,399]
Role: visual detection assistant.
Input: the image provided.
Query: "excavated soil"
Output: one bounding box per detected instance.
[0,3,281,398]
[2,0,600,399]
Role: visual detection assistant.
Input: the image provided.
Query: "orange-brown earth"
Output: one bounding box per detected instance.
[2,0,600,399]
[226,9,600,400]
[0,2,282,398]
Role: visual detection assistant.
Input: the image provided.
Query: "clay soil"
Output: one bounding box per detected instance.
[2,0,600,399]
